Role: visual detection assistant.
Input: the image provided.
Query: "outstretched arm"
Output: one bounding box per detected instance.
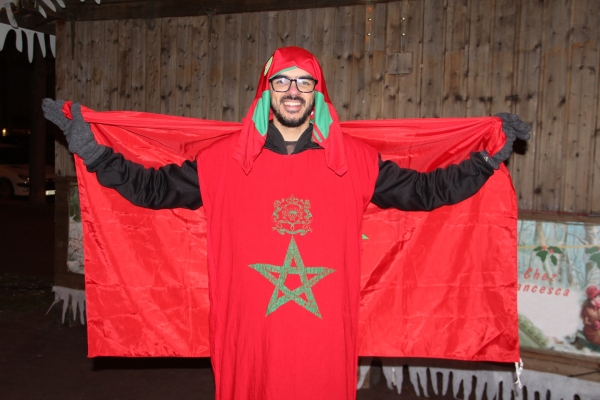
[371,152,493,211]
[86,148,202,210]
[371,113,531,211]
[43,99,202,210]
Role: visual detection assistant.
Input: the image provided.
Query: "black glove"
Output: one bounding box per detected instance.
[481,113,531,169]
[42,99,106,166]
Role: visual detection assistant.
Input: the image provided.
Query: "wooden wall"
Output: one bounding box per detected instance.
[54,0,600,217]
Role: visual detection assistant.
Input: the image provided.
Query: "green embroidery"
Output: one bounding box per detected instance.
[273,195,313,236]
[362,234,369,240]
[249,236,335,318]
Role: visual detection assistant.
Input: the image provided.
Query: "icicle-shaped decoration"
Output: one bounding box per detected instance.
[0,1,19,28]
[39,0,57,12]
[359,360,600,400]
[46,286,86,325]
[1,0,100,29]
[515,359,524,388]
[0,22,55,61]
[357,357,373,389]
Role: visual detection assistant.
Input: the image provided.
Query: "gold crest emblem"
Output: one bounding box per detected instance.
[272,195,312,236]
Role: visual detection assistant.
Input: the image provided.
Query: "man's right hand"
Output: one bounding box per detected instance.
[42,99,106,165]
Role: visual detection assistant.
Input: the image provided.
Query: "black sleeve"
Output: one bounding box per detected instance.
[86,147,202,210]
[371,152,494,211]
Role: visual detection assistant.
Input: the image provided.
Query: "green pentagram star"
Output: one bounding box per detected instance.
[249,236,335,318]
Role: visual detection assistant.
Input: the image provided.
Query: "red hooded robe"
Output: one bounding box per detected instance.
[199,47,379,399]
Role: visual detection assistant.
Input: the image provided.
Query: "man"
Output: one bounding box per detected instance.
[43,46,530,400]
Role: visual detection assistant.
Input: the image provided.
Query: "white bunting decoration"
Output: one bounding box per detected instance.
[1,0,101,28]
[1,1,18,28]
[46,286,86,325]
[39,0,57,12]
[358,359,600,400]
[0,22,55,61]
[0,21,10,50]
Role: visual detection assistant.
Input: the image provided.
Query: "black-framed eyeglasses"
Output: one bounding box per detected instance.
[269,76,318,93]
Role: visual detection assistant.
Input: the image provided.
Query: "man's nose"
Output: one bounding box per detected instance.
[287,80,301,94]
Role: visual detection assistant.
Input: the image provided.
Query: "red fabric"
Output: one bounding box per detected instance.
[197,131,378,399]
[234,46,348,175]
[71,105,518,363]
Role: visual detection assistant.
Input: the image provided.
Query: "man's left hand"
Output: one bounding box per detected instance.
[481,113,531,169]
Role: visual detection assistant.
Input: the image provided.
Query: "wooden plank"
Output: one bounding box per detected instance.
[312,7,335,88]
[594,21,600,214]
[206,14,225,120]
[420,0,445,118]
[382,1,402,119]
[222,13,242,122]
[54,21,68,101]
[510,0,544,212]
[258,11,278,72]
[396,0,424,119]
[367,3,386,120]
[102,20,119,111]
[562,0,599,213]
[190,16,209,118]
[441,0,469,117]
[145,18,161,113]
[521,348,600,383]
[276,9,296,48]
[535,0,573,211]
[89,20,105,111]
[518,210,600,225]
[348,4,367,120]
[160,17,178,115]
[65,22,80,104]
[294,8,315,53]
[130,18,147,111]
[489,0,518,115]
[75,21,92,107]
[55,0,407,22]
[387,53,413,75]
[239,12,261,118]
[176,16,194,117]
[331,6,354,120]
[54,21,76,178]
[117,19,133,110]
[465,0,493,117]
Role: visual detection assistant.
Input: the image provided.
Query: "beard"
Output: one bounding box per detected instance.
[271,95,315,128]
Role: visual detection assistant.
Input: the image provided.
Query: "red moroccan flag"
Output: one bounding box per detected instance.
[68,105,518,362]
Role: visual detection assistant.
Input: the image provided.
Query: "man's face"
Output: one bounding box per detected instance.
[270,67,316,129]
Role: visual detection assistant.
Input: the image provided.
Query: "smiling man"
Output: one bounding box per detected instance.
[269,69,316,134]
[43,46,530,400]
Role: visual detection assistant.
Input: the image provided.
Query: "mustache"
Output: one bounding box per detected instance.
[278,95,306,105]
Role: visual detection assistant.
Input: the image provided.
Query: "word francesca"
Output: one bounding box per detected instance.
[518,268,570,297]
[517,283,570,296]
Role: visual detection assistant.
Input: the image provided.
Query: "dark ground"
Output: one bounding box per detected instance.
[0,197,433,400]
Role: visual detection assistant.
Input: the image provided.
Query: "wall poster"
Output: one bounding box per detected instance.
[67,183,84,274]
[517,220,600,358]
